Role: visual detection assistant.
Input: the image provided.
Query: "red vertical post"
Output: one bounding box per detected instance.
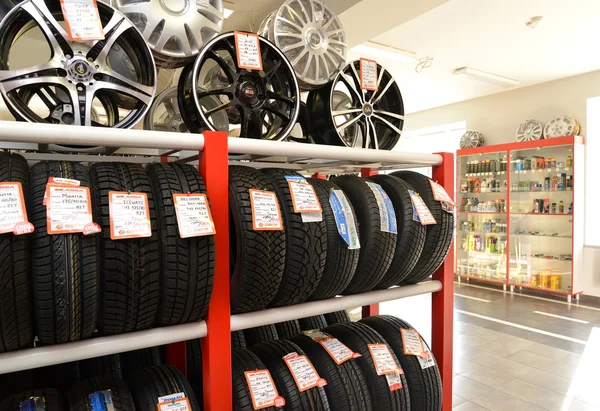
[360,167,379,318]
[432,152,454,410]
[199,131,231,411]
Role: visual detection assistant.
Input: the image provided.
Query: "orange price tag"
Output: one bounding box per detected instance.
[46,185,93,234]
[429,179,455,206]
[249,189,283,231]
[319,338,355,365]
[173,193,215,238]
[244,370,285,410]
[283,354,325,392]
[108,191,151,240]
[0,182,30,235]
[43,177,80,205]
[368,343,401,376]
[287,180,322,213]
[400,328,426,356]
[157,397,191,411]
[360,58,378,91]
[409,191,437,225]
[235,31,263,71]
[60,0,104,41]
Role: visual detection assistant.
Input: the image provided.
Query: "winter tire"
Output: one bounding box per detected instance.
[232,331,247,349]
[68,377,135,411]
[324,310,351,326]
[81,354,122,379]
[244,325,279,347]
[275,320,302,340]
[0,389,63,411]
[298,315,327,331]
[120,347,163,377]
[128,365,201,410]
[232,348,276,411]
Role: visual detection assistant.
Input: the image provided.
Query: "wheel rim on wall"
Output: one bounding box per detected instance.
[306,60,404,149]
[113,0,223,68]
[515,120,543,142]
[178,32,300,140]
[0,0,156,128]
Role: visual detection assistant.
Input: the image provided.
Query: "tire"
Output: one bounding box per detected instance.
[275,320,302,340]
[261,168,327,306]
[0,371,34,403]
[250,340,330,411]
[367,175,427,287]
[291,335,372,411]
[89,163,160,334]
[244,324,279,347]
[307,179,359,300]
[232,331,247,349]
[68,377,135,410]
[229,166,285,314]
[29,161,98,344]
[0,389,63,411]
[0,153,33,353]
[324,311,351,326]
[360,315,442,411]
[187,339,203,401]
[34,361,80,393]
[324,322,410,411]
[81,354,122,379]
[298,315,327,331]
[390,171,454,284]
[127,365,201,411]
[120,347,163,377]
[331,175,395,294]
[232,348,276,411]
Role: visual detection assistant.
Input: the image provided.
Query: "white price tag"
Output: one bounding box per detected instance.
[400,328,426,356]
[418,345,436,370]
[46,185,93,234]
[385,373,403,392]
[368,344,401,376]
[0,182,29,235]
[360,58,378,91]
[429,180,456,206]
[157,393,189,411]
[158,393,186,404]
[109,191,151,240]
[287,180,322,213]
[283,354,325,392]
[235,31,263,71]
[250,189,283,230]
[60,0,104,41]
[409,191,437,225]
[319,338,356,365]
[244,370,285,409]
[366,182,397,234]
[300,212,323,223]
[173,194,215,238]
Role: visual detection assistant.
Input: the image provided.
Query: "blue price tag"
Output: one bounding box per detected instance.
[366,182,397,234]
[20,397,45,411]
[89,391,115,411]
[329,189,360,249]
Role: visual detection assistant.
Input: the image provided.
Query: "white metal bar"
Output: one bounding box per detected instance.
[0,321,207,374]
[230,281,442,331]
[20,153,161,164]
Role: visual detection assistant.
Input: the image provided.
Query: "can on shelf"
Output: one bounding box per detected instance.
[566,156,573,168]
[550,275,561,290]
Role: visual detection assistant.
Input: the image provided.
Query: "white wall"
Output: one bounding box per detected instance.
[405,70,600,297]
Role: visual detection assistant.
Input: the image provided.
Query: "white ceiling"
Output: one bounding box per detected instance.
[348,0,600,113]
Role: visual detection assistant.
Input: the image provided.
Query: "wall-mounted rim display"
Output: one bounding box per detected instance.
[460,130,485,148]
[0,0,156,129]
[178,32,300,140]
[544,116,579,138]
[306,60,404,150]
[515,119,543,142]
[113,0,224,68]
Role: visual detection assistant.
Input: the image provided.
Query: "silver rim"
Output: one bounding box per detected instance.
[114,0,223,67]
[270,0,346,90]
[516,120,543,142]
[258,11,275,39]
[460,131,484,148]
[544,116,575,138]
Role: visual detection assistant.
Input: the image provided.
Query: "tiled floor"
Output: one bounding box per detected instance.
[452,282,600,410]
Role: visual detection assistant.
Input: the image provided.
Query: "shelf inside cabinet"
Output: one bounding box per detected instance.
[511,168,572,175]
[509,255,572,263]
[458,249,505,257]
[459,231,507,236]
[458,211,506,215]
[511,233,572,239]
[511,213,572,217]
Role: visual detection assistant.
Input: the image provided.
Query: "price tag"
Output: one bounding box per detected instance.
[158,398,190,411]
[429,180,455,206]
[249,189,283,230]
[60,0,104,41]
[286,178,322,213]
[319,338,355,365]
[400,328,426,356]
[360,58,378,91]
[283,354,325,392]
[0,182,29,235]
[329,189,360,249]
[368,344,401,375]
[46,185,93,234]
[173,194,215,238]
[109,191,151,240]
[408,190,436,225]
[366,182,397,234]
[385,373,403,392]
[244,370,285,409]
[302,330,330,341]
[89,390,115,411]
[43,177,80,205]
[235,31,263,71]
[417,345,436,370]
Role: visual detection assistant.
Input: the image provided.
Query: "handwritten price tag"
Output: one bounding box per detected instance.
[284,355,324,392]
[287,180,322,213]
[244,370,285,409]
[46,186,93,234]
[235,31,263,71]
[60,0,104,41]
[0,182,29,234]
[409,190,436,225]
[360,58,378,90]
[109,191,151,240]
[368,344,401,376]
[173,194,215,238]
[250,189,283,230]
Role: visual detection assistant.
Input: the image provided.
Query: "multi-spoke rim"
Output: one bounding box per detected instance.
[0,0,156,128]
[269,0,346,90]
[516,120,543,142]
[258,11,275,39]
[178,32,300,140]
[306,60,404,150]
[114,0,223,67]
[460,131,484,148]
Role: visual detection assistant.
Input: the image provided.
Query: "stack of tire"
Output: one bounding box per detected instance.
[228,165,454,312]
[233,314,442,411]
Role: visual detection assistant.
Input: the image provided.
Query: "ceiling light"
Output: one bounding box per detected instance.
[453,67,519,87]
[350,41,417,63]
[224,8,234,18]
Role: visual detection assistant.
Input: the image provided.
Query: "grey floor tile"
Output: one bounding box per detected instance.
[519,369,572,396]
[453,401,491,411]
[524,342,571,360]
[456,334,489,348]
[462,366,515,387]
[539,360,580,379]
[498,379,585,411]
[475,340,523,357]
[471,389,546,411]
[453,375,493,400]
[564,352,583,366]
[454,357,483,374]
[561,400,600,411]
[453,394,467,407]
[505,350,556,368]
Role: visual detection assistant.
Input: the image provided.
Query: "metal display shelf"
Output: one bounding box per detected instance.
[0,121,455,411]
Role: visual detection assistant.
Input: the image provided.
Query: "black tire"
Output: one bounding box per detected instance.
[81,354,122,379]
[390,171,454,284]
[275,320,302,340]
[128,365,201,411]
[120,347,163,377]
[34,361,80,393]
[229,166,285,314]
[147,163,215,326]
[367,175,427,287]
[244,324,279,347]
[324,310,351,326]
[0,389,63,411]
[323,322,410,411]
[0,371,34,403]
[232,331,247,349]
[187,339,203,401]
[0,153,33,353]
[360,315,442,411]
[307,179,359,300]
[261,168,327,306]
[250,340,330,411]
[68,377,135,410]
[331,175,395,294]
[89,163,160,335]
[29,161,98,344]
[291,334,372,411]
[232,348,276,411]
[298,315,327,331]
